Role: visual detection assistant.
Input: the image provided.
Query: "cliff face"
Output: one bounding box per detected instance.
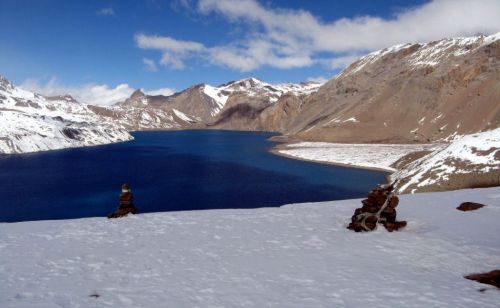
[284,33,500,143]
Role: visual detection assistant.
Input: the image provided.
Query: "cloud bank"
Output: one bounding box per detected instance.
[20,78,175,106]
[136,0,500,71]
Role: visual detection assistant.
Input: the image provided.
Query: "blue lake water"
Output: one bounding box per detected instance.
[0,130,387,222]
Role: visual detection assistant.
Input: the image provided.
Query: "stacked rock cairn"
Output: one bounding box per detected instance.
[347,182,407,232]
[107,183,139,218]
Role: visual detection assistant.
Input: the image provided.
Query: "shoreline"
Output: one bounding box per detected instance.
[269,144,394,174]
[267,140,441,185]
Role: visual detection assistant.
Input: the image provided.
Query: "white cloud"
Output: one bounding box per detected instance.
[198,0,500,51]
[142,58,158,72]
[97,7,115,16]
[307,76,329,84]
[319,54,366,70]
[135,34,205,69]
[142,87,176,96]
[19,77,175,106]
[138,0,500,72]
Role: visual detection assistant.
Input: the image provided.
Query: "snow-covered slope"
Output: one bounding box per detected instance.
[1,187,499,307]
[0,76,132,154]
[201,77,323,115]
[392,128,500,193]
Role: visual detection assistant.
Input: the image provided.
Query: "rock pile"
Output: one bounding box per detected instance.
[347,183,407,232]
[107,183,139,219]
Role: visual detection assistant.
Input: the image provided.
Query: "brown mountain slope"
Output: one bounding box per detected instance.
[284,33,500,143]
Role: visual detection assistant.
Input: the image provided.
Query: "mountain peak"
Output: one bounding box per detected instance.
[47,94,79,103]
[0,75,14,91]
[130,89,146,99]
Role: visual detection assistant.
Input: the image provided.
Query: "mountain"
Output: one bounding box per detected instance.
[207,78,322,131]
[115,77,323,127]
[283,32,500,143]
[0,75,322,154]
[0,75,132,154]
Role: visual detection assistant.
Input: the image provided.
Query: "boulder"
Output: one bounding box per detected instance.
[465,270,500,289]
[457,202,486,211]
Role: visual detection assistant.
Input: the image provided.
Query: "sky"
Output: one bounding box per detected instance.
[1,0,499,105]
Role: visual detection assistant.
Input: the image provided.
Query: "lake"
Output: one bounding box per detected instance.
[0,130,387,222]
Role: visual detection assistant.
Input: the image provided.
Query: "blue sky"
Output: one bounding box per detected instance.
[1,0,499,105]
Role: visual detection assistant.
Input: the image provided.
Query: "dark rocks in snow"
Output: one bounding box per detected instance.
[457,202,486,211]
[465,270,500,289]
[347,183,407,232]
[61,127,82,140]
[107,183,139,219]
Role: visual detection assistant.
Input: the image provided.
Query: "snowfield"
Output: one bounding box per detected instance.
[1,187,499,307]
[279,142,439,172]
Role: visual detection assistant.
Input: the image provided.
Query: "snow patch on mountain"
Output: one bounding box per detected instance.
[392,128,500,193]
[172,108,200,123]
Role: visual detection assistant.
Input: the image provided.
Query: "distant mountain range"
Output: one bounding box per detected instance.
[1,32,498,193]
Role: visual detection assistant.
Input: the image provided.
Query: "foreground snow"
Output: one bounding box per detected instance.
[1,187,499,307]
[279,142,439,172]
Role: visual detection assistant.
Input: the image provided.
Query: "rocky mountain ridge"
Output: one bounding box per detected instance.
[286,32,500,143]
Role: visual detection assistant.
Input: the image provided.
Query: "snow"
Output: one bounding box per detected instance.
[172,108,199,123]
[392,128,500,193]
[343,117,359,123]
[0,187,499,307]
[280,142,439,172]
[0,80,133,154]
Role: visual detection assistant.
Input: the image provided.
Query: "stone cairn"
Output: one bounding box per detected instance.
[107,183,139,219]
[347,182,407,232]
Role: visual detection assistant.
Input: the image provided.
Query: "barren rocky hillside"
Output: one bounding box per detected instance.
[286,33,500,143]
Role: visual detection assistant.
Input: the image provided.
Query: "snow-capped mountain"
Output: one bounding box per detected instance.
[116,77,323,122]
[392,128,500,193]
[201,77,323,115]
[0,74,323,154]
[0,76,132,154]
[113,77,323,129]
